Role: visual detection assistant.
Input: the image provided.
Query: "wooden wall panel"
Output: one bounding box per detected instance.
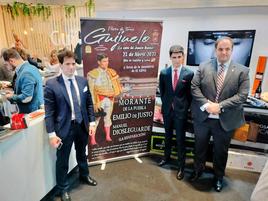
[0,7,8,48]
[0,5,91,59]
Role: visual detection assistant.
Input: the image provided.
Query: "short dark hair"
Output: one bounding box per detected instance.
[215,36,234,49]
[2,48,21,61]
[169,45,184,57]
[97,53,108,61]
[57,49,75,64]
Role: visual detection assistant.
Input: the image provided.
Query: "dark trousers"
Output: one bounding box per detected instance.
[193,119,234,179]
[163,110,186,170]
[56,121,89,192]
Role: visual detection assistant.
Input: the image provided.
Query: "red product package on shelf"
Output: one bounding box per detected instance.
[11,113,28,130]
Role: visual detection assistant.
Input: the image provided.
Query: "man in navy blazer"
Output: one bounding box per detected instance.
[44,50,97,201]
[158,45,194,180]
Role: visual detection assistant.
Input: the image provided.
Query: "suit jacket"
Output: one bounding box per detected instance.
[191,59,250,131]
[11,61,43,113]
[159,66,194,119]
[44,75,95,139]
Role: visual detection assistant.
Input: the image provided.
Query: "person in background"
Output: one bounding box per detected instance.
[87,53,122,145]
[44,49,97,201]
[13,32,27,50]
[50,49,60,65]
[14,47,43,70]
[190,37,250,192]
[31,53,42,64]
[0,48,14,82]
[2,48,43,114]
[47,49,60,74]
[158,45,194,180]
[74,31,82,65]
[251,160,268,201]
[188,34,253,67]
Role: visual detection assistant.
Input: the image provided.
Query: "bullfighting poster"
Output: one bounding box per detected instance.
[80,18,162,162]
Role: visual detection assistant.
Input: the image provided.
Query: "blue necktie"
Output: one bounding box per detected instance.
[68,79,83,123]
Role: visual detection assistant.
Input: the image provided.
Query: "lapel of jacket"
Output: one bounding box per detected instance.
[220,60,236,93]
[211,59,218,90]
[57,75,71,108]
[179,66,185,81]
[75,76,84,107]
[166,67,173,92]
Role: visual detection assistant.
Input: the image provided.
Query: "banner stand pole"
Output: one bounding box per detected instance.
[88,152,150,168]
[100,161,106,170]
[134,154,143,163]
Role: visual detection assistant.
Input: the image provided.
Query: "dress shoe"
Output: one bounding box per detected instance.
[158,159,169,167]
[214,179,223,192]
[61,192,71,201]
[189,171,203,182]
[80,175,98,186]
[176,170,184,180]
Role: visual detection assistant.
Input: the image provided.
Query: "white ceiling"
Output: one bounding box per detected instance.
[1,0,268,11]
[95,0,268,11]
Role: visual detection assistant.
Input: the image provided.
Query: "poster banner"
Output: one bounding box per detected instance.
[81,19,162,162]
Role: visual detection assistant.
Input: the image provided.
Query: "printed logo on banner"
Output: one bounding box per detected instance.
[85,45,92,53]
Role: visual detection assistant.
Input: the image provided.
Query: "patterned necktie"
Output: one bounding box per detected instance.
[215,64,225,102]
[173,69,178,91]
[68,79,83,123]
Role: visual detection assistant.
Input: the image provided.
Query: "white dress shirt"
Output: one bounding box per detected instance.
[61,73,81,121]
[200,59,231,119]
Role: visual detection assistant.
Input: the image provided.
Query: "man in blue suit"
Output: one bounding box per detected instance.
[44,50,97,201]
[158,45,194,180]
[2,48,43,114]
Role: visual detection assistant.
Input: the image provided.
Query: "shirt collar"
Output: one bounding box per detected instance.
[217,59,231,69]
[62,73,75,82]
[172,64,182,71]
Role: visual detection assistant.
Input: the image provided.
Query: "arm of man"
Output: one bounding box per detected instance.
[219,68,250,109]
[8,72,35,103]
[206,100,221,114]
[49,134,62,148]
[86,82,95,123]
[191,65,209,106]
[44,81,60,148]
[86,82,96,136]
[186,71,194,105]
[159,71,165,99]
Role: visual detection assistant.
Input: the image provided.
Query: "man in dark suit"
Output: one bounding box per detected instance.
[44,50,97,201]
[158,45,194,180]
[190,37,250,192]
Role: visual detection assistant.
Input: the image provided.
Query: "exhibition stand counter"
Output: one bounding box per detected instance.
[0,115,77,201]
